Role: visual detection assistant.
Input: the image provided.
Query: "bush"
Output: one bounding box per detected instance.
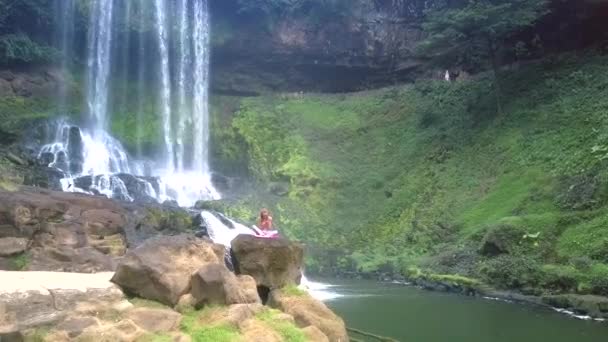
[540,265,580,294]
[0,34,57,65]
[479,255,544,290]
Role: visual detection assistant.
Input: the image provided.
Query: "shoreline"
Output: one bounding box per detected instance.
[312,271,608,322]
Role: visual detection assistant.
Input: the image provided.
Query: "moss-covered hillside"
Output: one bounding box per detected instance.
[212,50,608,297]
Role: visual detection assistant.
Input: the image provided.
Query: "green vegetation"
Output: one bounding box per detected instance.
[143,207,194,233]
[420,0,550,112]
[23,327,50,342]
[281,284,307,297]
[180,308,241,342]
[256,308,307,342]
[9,253,30,270]
[212,50,608,297]
[129,297,171,309]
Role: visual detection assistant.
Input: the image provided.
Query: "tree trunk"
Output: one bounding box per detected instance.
[488,39,503,115]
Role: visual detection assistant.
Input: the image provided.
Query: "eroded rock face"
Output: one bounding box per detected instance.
[269,290,348,342]
[111,235,225,306]
[0,188,128,272]
[231,234,304,289]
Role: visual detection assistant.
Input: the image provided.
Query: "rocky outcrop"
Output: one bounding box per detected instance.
[231,234,304,289]
[269,289,348,342]
[111,235,225,306]
[191,263,261,306]
[210,1,426,93]
[0,187,201,272]
[0,68,63,99]
[0,271,125,332]
[0,188,128,272]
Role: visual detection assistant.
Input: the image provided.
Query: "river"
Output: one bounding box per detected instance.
[307,278,608,341]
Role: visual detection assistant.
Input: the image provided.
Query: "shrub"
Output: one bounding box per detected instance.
[0,34,57,65]
[540,265,580,294]
[479,255,544,290]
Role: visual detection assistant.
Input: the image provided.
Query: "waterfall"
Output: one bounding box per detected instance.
[136,0,147,158]
[153,0,175,173]
[86,0,115,132]
[176,0,192,173]
[192,0,211,174]
[40,0,219,207]
[54,0,75,115]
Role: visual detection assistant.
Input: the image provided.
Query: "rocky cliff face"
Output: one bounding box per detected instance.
[211,1,427,94]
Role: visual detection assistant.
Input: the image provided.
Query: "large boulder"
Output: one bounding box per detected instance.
[268,290,348,342]
[231,235,304,289]
[111,235,225,306]
[190,263,261,306]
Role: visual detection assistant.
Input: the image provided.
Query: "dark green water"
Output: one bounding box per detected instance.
[319,279,608,342]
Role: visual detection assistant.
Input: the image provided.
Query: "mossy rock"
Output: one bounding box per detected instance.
[542,294,608,317]
[479,224,524,256]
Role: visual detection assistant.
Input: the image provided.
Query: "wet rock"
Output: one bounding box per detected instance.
[111,235,225,306]
[268,290,348,342]
[0,238,28,257]
[116,173,158,203]
[67,126,84,175]
[542,294,608,319]
[231,234,304,289]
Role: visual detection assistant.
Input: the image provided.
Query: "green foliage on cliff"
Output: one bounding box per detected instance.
[215,50,608,296]
[0,0,57,65]
[0,34,57,65]
[420,0,551,113]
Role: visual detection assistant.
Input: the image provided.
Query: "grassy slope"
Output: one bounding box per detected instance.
[213,50,608,296]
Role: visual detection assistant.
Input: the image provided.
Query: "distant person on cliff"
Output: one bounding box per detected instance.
[259,208,273,231]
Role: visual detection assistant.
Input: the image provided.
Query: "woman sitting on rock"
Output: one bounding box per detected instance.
[259,208,273,231]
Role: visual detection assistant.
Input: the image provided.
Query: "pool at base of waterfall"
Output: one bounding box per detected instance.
[309,278,608,342]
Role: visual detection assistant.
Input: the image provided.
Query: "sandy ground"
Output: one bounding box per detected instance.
[0,271,116,295]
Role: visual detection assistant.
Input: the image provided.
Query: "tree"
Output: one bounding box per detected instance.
[419,0,550,114]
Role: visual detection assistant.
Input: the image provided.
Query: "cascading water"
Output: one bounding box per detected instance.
[192,0,211,175]
[53,0,75,114]
[199,210,341,301]
[86,0,115,131]
[153,0,175,173]
[42,0,219,206]
[176,0,192,173]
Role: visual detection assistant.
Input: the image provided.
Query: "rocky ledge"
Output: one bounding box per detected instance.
[0,188,348,341]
